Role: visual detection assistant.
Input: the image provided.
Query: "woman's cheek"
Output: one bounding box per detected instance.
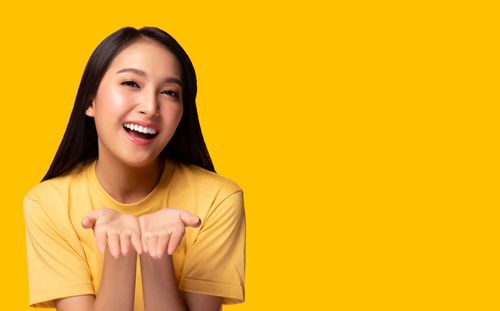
[107,87,134,114]
[164,100,183,122]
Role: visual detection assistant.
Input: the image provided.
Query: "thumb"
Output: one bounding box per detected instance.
[180,211,201,228]
[81,210,100,229]
[191,215,201,228]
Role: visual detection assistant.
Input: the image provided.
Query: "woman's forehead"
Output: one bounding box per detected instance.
[108,39,182,78]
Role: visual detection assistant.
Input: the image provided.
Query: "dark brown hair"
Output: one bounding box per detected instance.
[41,26,214,182]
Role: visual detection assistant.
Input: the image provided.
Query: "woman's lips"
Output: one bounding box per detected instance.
[123,126,156,146]
[123,120,160,133]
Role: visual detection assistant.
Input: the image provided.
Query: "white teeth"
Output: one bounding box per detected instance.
[123,123,158,135]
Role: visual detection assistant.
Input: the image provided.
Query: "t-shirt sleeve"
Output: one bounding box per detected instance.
[178,189,246,305]
[23,195,95,308]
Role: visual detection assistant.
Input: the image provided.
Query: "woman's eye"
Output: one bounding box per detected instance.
[121,81,139,88]
[121,81,178,98]
[162,90,179,98]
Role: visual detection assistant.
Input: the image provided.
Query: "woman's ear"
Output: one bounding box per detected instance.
[85,100,95,117]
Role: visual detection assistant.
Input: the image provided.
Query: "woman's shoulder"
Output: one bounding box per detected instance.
[174,160,242,195]
[24,162,90,206]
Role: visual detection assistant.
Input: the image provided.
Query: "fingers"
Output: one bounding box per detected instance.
[141,232,149,254]
[108,232,121,259]
[98,231,139,258]
[167,230,184,255]
[138,210,199,259]
[131,232,143,255]
[155,232,171,259]
[141,232,160,257]
[95,229,107,253]
[87,210,142,258]
[120,233,131,257]
[141,232,173,259]
[148,234,158,258]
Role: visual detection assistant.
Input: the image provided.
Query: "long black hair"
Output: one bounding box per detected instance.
[41,26,215,182]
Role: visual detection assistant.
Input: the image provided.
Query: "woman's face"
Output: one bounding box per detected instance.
[86,38,183,168]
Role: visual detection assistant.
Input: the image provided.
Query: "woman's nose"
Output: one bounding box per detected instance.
[137,93,160,117]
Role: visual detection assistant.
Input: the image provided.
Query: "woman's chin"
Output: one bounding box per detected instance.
[119,154,161,169]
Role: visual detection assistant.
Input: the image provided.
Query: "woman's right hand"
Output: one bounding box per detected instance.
[81,208,143,259]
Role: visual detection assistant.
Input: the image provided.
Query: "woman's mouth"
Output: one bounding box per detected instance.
[122,122,158,145]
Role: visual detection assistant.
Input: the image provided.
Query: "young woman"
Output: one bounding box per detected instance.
[23,26,245,311]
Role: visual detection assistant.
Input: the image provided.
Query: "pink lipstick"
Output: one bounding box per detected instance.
[122,122,159,146]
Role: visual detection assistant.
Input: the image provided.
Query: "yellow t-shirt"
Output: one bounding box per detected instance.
[23,157,245,310]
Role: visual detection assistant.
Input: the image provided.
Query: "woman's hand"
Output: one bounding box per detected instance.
[138,208,201,258]
[81,208,143,259]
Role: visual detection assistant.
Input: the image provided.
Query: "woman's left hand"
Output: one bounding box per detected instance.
[138,208,201,258]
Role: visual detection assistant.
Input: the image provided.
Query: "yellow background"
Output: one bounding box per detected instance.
[2,1,498,310]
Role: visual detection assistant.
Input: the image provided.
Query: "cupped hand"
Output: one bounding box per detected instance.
[138,208,201,258]
[81,208,143,259]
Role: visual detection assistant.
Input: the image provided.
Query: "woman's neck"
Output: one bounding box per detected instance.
[94,156,165,204]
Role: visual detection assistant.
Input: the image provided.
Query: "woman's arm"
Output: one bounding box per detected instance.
[140,252,186,311]
[54,247,137,311]
[140,253,222,311]
[93,246,137,310]
[54,208,142,311]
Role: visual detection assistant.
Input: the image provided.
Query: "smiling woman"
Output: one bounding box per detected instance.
[85,37,184,165]
[23,26,246,311]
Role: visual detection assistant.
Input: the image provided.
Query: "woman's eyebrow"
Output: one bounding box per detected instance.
[116,67,183,88]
